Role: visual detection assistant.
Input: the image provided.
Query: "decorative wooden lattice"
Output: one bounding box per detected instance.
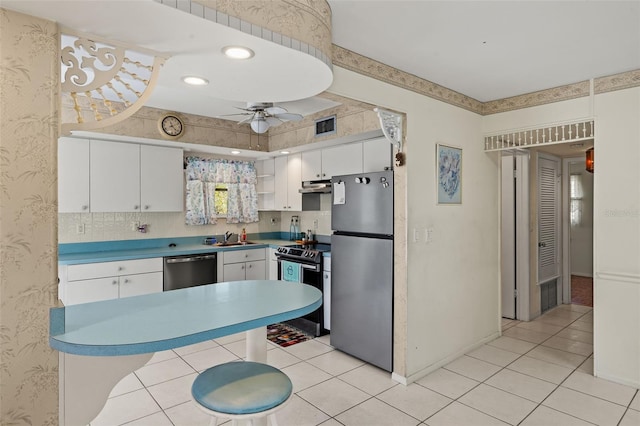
[484,119,594,152]
[61,32,166,134]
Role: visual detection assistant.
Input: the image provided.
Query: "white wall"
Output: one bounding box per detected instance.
[593,87,640,388]
[330,67,500,380]
[569,162,594,277]
[483,87,640,388]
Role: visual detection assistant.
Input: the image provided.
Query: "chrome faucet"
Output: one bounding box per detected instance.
[224,231,234,242]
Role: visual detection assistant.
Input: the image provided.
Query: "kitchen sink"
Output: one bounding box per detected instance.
[213,241,257,247]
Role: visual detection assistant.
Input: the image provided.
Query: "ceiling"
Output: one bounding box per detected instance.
[2,1,639,122]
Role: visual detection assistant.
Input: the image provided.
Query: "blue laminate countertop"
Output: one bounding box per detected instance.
[59,235,331,264]
[50,280,322,356]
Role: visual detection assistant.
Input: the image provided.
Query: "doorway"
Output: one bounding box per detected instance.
[562,157,594,307]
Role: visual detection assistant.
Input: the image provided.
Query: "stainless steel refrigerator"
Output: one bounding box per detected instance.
[331,170,393,371]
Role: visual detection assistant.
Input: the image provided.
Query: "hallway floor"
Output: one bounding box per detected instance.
[571,275,594,307]
[91,304,639,426]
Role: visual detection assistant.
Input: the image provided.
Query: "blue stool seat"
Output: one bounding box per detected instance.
[192,361,293,416]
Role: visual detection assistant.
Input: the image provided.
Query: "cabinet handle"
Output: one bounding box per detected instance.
[123,279,129,284]
[118,266,123,271]
[322,173,326,177]
[144,205,150,210]
[283,206,287,209]
[325,274,328,278]
[134,205,139,210]
[248,264,252,268]
[316,174,320,178]
[112,280,118,285]
[82,205,88,210]
[288,206,291,209]
[241,265,245,269]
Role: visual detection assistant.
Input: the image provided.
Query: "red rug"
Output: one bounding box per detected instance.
[267,323,312,347]
[571,275,593,307]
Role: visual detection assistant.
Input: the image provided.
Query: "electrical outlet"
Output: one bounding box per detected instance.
[76,224,85,234]
[412,228,419,242]
[425,227,434,243]
[313,219,318,229]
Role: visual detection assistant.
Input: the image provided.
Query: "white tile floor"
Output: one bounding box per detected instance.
[90,304,639,426]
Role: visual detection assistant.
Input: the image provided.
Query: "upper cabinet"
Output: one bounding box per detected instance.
[273,154,302,211]
[301,150,323,181]
[140,145,184,212]
[363,137,392,173]
[58,137,90,213]
[321,143,364,178]
[59,138,183,213]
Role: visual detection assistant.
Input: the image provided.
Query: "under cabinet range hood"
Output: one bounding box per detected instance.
[299,180,332,194]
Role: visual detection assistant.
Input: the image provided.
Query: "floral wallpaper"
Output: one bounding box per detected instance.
[0,8,59,426]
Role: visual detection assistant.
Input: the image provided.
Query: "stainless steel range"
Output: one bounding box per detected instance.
[275,243,330,336]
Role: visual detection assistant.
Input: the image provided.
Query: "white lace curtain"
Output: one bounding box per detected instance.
[184,157,259,225]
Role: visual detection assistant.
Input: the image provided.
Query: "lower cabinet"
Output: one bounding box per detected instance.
[268,248,278,280]
[59,258,163,306]
[222,248,266,281]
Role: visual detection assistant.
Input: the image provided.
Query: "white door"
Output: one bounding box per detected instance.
[223,263,246,281]
[501,156,516,319]
[245,260,266,280]
[538,154,561,285]
[119,272,163,298]
[287,154,302,211]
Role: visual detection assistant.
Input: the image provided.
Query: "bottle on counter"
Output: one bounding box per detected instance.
[289,218,295,241]
[241,228,247,242]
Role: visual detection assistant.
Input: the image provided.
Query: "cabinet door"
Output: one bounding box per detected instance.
[301,150,323,181]
[64,277,119,305]
[287,154,302,211]
[245,260,266,280]
[140,145,183,212]
[274,156,288,211]
[363,137,392,173]
[58,137,90,213]
[119,272,163,298]
[321,143,363,178]
[223,263,246,282]
[268,248,278,280]
[90,140,140,212]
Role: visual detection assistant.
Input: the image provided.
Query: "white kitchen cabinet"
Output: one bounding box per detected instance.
[59,257,163,305]
[88,139,183,213]
[267,248,278,280]
[323,256,331,330]
[58,137,91,213]
[301,150,324,181]
[140,145,184,212]
[274,154,302,211]
[363,137,392,172]
[255,159,275,211]
[222,248,266,281]
[90,140,141,212]
[321,143,363,178]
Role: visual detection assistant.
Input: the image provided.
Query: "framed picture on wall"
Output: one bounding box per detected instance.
[436,144,462,204]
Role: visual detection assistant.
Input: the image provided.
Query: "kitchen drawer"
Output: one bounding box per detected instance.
[66,257,163,281]
[223,248,265,264]
[64,277,119,305]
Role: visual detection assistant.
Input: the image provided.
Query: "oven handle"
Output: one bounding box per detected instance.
[300,264,319,271]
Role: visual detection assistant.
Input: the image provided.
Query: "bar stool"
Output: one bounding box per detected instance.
[191,361,293,426]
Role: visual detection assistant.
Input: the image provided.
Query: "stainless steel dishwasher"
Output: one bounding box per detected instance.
[163,253,217,291]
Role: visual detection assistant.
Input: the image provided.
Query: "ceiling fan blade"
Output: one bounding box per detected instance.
[238,115,255,124]
[265,117,282,126]
[265,106,287,115]
[217,112,252,117]
[272,112,303,121]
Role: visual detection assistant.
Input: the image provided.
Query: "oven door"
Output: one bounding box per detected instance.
[275,257,324,336]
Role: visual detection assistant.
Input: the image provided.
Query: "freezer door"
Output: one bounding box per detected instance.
[331,170,393,235]
[330,233,393,371]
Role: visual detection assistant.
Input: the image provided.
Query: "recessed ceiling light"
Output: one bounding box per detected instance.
[182,75,209,86]
[222,46,254,60]
[280,151,290,154]
[231,150,241,155]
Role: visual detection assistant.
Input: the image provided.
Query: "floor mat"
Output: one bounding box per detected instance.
[267,323,313,347]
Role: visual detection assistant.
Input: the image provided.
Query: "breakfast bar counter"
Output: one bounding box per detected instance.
[51,280,322,425]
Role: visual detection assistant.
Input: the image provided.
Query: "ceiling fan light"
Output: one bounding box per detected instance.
[250,118,270,134]
[222,46,254,60]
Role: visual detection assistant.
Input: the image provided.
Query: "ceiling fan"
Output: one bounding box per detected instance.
[221,102,304,133]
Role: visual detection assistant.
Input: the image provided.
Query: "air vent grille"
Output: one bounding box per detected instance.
[315,115,336,137]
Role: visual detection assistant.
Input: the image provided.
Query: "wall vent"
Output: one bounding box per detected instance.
[315,115,336,137]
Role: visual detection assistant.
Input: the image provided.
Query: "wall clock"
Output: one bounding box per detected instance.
[159,114,184,138]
